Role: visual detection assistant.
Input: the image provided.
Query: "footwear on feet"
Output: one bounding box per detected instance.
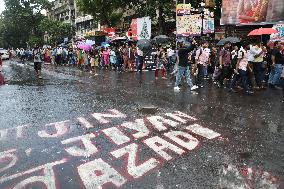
[174,86,180,91]
[245,90,254,95]
[274,86,283,90]
[229,88,238,93]
[190,85,199,91]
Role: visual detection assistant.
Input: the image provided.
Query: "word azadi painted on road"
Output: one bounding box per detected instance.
[0,109,222,188]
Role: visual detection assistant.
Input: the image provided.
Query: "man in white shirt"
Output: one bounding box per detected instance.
[229,41,253,94]
[250,41,266,89]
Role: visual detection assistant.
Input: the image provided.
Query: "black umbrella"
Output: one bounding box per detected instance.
[137,39,152,52]
[153,35,170,44]
[217,37,240,46]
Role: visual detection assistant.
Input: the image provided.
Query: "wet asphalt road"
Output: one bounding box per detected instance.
[0,60,284,189]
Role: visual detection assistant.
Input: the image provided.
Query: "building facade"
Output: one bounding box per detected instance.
[47,0,76,26]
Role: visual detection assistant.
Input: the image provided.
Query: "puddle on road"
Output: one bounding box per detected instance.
[138,106,159,114]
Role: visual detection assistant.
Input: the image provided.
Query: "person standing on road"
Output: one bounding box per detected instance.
[0,53,5,85]
[230,41,254,94]
[268,41,284,90]
[155,47,167,80]
[250,41,266,89]
[136,47,144,73]
[33,45,43,79]
[218,41,232,88]
[174,41,199,92]
[195,41,210,87]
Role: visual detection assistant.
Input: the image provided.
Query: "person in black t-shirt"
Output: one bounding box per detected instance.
[268,41,283,89]
[174,41,198,92]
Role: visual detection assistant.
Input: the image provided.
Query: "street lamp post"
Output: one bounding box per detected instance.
[200,2,205,37]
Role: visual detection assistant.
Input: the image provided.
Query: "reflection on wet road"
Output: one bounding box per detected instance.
[0,60,283,189]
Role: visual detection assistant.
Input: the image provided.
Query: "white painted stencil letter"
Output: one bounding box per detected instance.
[164,131,199,151]
[0,159,66,189]
[0,149,18,173]
[92,109,126,124]
[38,121,69,138]
[165,111,197,123]
[121,119,150,138]
[147,116,180,131]
[144,136,185,161]
[111,143,160,178]
[78,158,127,189]
[61,133,98,157]
[102,127,130,145]
[186,123,221,139]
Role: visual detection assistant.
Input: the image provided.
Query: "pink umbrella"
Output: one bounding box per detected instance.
[77,44,92,51]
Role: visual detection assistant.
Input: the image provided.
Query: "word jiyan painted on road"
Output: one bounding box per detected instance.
[0,110,221,189]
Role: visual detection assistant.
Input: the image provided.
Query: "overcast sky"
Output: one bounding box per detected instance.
[0,0,5,14]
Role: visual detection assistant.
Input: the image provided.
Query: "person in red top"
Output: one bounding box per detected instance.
[0,53,5,85]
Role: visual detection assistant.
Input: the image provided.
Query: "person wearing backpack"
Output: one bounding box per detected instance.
[229,41,254,94]
[195,41,210,87]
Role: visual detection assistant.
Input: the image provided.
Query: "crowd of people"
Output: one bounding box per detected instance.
[2,39,284,94]
[174,39,284,94]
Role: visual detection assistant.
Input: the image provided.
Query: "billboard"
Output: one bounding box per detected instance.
[176,3,214,36]
[221,0,284,25]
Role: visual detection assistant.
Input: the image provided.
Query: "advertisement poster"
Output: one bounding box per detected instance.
[221,0,284,25]
[203,17,215,34]
[177,15,202,36]
[137,17,151,40]
[270,24,284,41]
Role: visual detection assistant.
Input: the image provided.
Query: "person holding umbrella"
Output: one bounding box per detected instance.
[250,40,267,89]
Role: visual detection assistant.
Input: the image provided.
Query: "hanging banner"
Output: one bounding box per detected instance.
[137,17,151,40]
[203,16,215,34]
[130,19,138,40]
[176,4,191,15]
[177,14,202,36]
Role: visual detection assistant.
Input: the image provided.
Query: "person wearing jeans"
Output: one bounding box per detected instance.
[230,42,254,94]
[250,42,266,89]
[174,41,198,91]
[268,41,284,89]
[195,41,210,87]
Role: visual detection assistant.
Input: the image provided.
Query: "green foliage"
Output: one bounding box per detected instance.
[1,0,50,48]
[76,0,127,27]
[39,18,75,45]
[28,35,42,47]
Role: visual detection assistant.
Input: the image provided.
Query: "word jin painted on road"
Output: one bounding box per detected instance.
[0,109,221,189]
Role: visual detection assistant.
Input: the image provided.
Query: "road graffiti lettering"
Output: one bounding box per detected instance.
[0,109,224,188]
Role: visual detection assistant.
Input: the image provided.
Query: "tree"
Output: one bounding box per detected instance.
[76,0,128,27]
[39,18,75,45]
[1,0,50,48]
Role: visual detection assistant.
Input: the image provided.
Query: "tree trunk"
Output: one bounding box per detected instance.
[157,1,165,35]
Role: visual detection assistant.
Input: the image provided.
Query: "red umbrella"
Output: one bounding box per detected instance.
[248,28,278,36]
